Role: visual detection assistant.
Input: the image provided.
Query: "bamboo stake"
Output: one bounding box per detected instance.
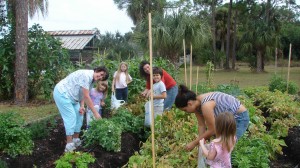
[148,13,156,168]
[287,44,292,93]
[183,39,187,86]
[275,48,277,75]
[196,66,199,95]
[189,44,193,90]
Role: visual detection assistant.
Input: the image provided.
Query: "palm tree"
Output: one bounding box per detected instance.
[134,13,210,64]
[240,2,280,72]
[6,0,48,104]
[113,0,166,25]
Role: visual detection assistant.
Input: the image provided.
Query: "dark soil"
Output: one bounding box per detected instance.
[1,116,142,168]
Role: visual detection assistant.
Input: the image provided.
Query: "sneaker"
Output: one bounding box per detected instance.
[73,138,81,147]
[64,142,76,152]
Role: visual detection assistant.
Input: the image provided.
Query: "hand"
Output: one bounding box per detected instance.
[185,141,197,151]
[101,102,105,107]
[94,112,101,119]
[79,107,85,115]
[199,138,205,146]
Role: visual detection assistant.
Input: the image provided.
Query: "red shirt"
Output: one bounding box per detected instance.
[146,69,176,90]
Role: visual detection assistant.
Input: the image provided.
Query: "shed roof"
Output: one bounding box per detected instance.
[47,30,98,50]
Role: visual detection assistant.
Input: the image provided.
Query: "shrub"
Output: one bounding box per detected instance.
[269,75,299,95]
[0,112,33,158]
[83,119,122,152]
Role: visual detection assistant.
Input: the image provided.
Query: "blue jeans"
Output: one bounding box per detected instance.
[164,85,178,111]
[53,86,83,136]
[116,87,128,102]
[235,110,250,140]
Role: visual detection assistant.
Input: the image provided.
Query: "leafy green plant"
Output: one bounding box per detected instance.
[232,137,270,168]
[110,108,144,134]
[54,152,95,168]
[0,112,33,158]
[269,75,299,95]
[27,115,57,140]
[83,119,122,152]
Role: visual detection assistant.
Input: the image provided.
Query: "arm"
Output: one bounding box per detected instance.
[200,139,217,160]
[153,91,166,99]
[127,75,132,84]
[79,100,85,115]
[185,112,206,151]
[82,87,101,119]
[185,101,216,151]
[112,77,116,92]
[141,89,150,97]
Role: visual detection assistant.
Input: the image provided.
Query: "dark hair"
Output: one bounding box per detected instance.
[139,60,150,79]
[175,84,197,108]
[153,67,163,76]
[94,66,109,81]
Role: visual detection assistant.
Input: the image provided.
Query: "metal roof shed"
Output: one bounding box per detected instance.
[47,30,99,63]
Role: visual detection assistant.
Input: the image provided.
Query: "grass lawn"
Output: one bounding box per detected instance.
[178,63,300,89]
[0,103,58,124]
[0,62,299,123]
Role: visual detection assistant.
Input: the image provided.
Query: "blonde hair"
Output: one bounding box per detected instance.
[96,80,108,96]
[215,112,236,152]
[115,62,130,83]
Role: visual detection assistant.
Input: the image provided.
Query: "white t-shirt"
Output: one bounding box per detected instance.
[56,70,94,102]
[153,80,166,106]
[113,71,132,89]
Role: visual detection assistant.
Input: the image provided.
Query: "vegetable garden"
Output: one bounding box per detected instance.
[0,58,299,168]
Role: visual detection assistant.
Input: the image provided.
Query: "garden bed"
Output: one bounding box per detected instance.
[0,115,299,167]
[0,116,142,168]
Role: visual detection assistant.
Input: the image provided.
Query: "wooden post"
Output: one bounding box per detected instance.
[183,39,187,86]
[189,44,193,90]
[287,44,292,93]
[275,48,277,75]
[148,13,156,168]
[196,66,199,95]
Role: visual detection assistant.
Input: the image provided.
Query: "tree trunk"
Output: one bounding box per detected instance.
[256,50,263,72]
[232,7,238,70]
[14,0,28,104]
[211,0,217,67]
[225,0,232,70]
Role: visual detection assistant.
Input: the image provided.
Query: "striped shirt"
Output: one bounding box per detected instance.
[201,92,241,118]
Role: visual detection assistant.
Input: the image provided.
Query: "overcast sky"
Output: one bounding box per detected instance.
[29,0,299,35]
[28,0,134,35]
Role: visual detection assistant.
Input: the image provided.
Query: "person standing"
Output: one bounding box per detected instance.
[112,62,132,102]
[144,67,167,126]
[139,60,178,110]
[199,112,237,168]
[53,66,109,152]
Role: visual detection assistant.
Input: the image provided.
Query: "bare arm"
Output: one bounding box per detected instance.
[141,89,150,97]
[153,91,166,99]
[185,101,216,151]
[200,139,217,160]
[112,78,116,92]
[185,112,206,151]
[82,87,101,119]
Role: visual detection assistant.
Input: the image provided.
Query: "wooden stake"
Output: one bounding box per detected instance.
[183,39,187,86]
[148,13,156,168]
[189,44,193,90]
[287,44,292,93]
[196,66,199,95]
[275,48,277,75]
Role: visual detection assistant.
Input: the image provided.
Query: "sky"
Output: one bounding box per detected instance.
[28,0,134,35]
